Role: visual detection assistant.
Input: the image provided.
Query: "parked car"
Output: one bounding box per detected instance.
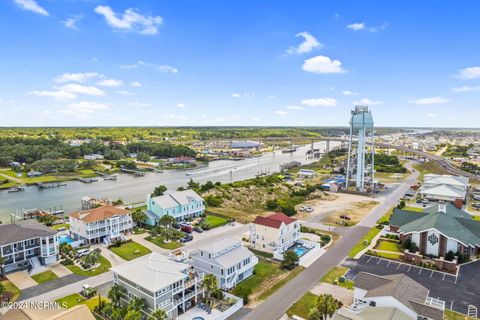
[181,225,193,233]
[299,206,307,211]
[180,234,193,243]
[75,248,90,258]
[172,223,181,229]
[193,226,203,233]
[306,207,314,212]
[340,215,351,220]
[422,199,429,204]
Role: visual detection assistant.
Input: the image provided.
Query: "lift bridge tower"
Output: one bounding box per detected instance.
[346,105,375,192]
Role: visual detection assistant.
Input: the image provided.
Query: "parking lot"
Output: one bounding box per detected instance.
[342,254,480,316]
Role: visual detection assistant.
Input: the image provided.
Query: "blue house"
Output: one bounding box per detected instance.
[145,189,205,225]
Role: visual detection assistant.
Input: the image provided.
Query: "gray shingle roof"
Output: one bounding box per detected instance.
[0,220,56,246]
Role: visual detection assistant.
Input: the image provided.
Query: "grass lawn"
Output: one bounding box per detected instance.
[444,309,477,320]
[232,259,282,297]
[324,201,379,226]
[376,240,402,252]
[412,161,449,181]
[348,226,382,258]
[2,280,20,302]
[403,206,424,212]
[109,241,151,260]
[145,236,183,250]
[202,215,228,228]
[321,266,354,289]
[133,226,148,235]
[31,270,58,284]
[52,223,70,230]
[56,293,85,309]
[66,255,111,276]
[286,292,318,319]
[373,251,403,260]
[56,293,110,311]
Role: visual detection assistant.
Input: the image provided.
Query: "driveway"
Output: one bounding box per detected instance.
[343,255,480,315]
[310,282,353,305]
[49,263,72,278]
[7,271,37,290]
[19,273,86,300]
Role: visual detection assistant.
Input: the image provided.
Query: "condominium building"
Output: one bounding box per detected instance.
[112,252,204,319]
[190,238,258,290]
[69,205,133,245]
[0,220,58,274]
[145,189,205,225]
[250,212,301,259]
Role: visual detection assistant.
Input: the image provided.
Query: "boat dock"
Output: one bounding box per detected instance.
[37,182,67,189]
[78,177,98,183]
[120,168,145,177]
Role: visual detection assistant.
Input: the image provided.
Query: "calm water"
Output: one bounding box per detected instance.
[0,141,339,222]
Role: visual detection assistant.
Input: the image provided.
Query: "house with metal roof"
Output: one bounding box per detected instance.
[333,272,444,320]
[419,174,468,203]
[389,204,480,258]
[190,238,258,290]
[0,220,58,274]
[112,252,204,319]
[145,189,205,225]
[249,212,301,259]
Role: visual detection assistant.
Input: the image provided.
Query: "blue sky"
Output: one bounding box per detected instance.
[1,0,480,127]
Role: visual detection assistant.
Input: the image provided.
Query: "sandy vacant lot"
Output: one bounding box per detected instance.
[299,192,380,226]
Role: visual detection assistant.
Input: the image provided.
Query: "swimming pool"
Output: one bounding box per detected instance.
[58,234,74,245]
[192,317,205,320]
[290,243,311,257]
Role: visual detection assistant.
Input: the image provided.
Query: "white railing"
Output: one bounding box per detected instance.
[425,297,445,310]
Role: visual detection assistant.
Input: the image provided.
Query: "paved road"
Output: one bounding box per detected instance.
[241,164,419,320]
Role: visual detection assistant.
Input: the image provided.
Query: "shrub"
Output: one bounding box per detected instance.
[205,195,223,207]
[234,287,251,305]
[61,259,74,266]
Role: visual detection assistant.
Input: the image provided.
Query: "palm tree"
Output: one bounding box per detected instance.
[132,210,147,228]
[202,274,219,305]
[127,296,145,312]
[159,214,176,240]
[84,251,100,267]
[150,309,168,320]
[108,284,127,308]
[308,294,342,320]
[124,309,142,320]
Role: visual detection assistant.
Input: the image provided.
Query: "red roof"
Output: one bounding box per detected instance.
[253,212,297,229]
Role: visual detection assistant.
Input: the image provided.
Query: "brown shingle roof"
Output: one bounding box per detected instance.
[253,212,297,229]
[69,205,130,223]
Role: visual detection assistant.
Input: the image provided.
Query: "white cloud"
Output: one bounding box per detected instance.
[252,117,259,121]
[301,97,337,107]
[97,79,124,87]
[302,55,345,74]
[131,81,142,87]
[231,93,255,98]
[94,5,163,35]
[63,15,82,30]
[457,66,480,79]
[342,90,358,96]
[117,90,134,96]
[14,0,48,16]
[286,32,321,55]
[354,98,383,105]
[59,101,110,117]
[128,102,150,107]
[286,105,303,110]
[55,72,100,83]
[59,84,105,96]
[452,85,480,92]
[409,97,449,105]
[28,90,76,100]
[176,102,186,108]
[275,110,288,115]
[426,113,437,118]
[346,22,384,32]
[121,60,178,73]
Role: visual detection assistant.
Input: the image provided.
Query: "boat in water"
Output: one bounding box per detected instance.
[7,186,25,193]
[281,147,297,153]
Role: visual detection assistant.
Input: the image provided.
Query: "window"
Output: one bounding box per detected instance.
[211,265,214,269]
[200,251,203,257]
[221,269,224,275]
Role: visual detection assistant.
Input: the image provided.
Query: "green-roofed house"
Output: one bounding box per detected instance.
[389,203,480,258]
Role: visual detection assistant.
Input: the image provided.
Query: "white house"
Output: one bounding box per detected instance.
[190,238,258,290]
[0,220,58,274]
[419,174,469,203]
[250,212,301,259]
[334,272,444,320]
[69,205,133,245]
[83,154,104,160]
[112,252,204,319]
[145,189,205,225]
